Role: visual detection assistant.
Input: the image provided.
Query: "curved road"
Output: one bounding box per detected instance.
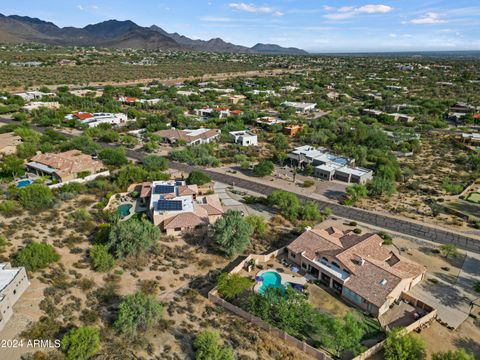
[2,117,479,253]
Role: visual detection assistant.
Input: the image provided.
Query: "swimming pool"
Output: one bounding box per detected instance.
[16,179,33,188]
[117,203,133,218]
[258,271,284,294]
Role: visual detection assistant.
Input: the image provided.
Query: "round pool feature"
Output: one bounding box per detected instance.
[258,271,284,294]
[16,179,34,188]
[117,203,133,218]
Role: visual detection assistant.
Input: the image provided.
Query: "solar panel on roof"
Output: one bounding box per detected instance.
[157,200,183,211]
[154,185,175,194]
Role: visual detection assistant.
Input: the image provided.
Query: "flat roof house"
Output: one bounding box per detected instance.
[461,133,480,145]
[0,263,29,332]
[289,145,373,184]
[64,112,130,128]
[229,130,258,147]
[286,226,426,316]
[155,128,220,146]
[141,180,224,235]
[282,101,317,113]
[27,150,105,183]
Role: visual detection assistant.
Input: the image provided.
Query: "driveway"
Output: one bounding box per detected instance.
[408,279,470,329]
[407,252,480,330]
[214,182,273,219]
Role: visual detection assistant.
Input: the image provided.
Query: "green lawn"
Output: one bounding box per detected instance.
[466,192,480,204]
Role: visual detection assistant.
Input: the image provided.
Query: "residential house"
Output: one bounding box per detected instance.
[461,133,480,145]
[177,90,198,97]
[248,90,278,97]
[141,180,223,235]
[193,107,230,118]
[27,150,105,183]
[283,124,303,137]
[155,128,220,146]
[282,101,317,113]
[15,91,55,102]
[256,116,287,127]
[229,130,258,147]
[362,109,384,117]
[0,263,30,332]
[389,113,415,123]
[289,145,372,184]
[286,226,426,316]
[0,132,22,156]
[64,112,130,127]
[221,94,246,104]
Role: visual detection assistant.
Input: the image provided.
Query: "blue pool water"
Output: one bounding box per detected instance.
[259,271,284,294]
[16,179,33,188]
[117,204,133,218]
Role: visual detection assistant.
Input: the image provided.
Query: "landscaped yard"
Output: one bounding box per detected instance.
[467,192,480,204]
[307,283,351,317]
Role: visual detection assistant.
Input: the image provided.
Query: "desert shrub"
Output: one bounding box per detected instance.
[14,241,60,271]
[90,244,115,272]
[61,326,100,360]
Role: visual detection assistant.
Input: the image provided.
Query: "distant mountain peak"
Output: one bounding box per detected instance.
[0,14,308,55]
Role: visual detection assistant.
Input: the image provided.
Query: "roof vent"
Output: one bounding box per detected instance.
[305,226,312,232]
[360,258,365,266]
[380,279,387,286]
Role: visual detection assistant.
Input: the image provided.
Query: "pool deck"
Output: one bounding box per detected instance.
[253,267,307,293]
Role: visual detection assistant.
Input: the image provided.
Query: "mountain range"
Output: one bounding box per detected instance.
[0,14,308,55]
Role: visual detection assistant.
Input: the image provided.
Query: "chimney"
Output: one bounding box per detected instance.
[305,226,312,232]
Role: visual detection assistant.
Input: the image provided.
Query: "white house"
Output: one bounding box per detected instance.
[64,112,131,127]
[282,101,317,113]
[15,91,55,102]
[0,263,29,332]
[229,130,258,147]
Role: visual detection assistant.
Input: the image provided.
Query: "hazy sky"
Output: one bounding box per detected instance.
[3,0,480,52]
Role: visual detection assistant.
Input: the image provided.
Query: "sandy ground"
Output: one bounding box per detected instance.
[0,192,315,359]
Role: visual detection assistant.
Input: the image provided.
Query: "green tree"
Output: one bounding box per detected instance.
[253,160,274,177]
[384,328,426,360]
[245,215,267,236]
[213,210,253,257]
[300,201,322,221]
[216,273,254,300]
[107,218,160,259]
[272,133,289,150]
[440,244,459,258]
[0,155,25,178]
[432,349,475,360]
[61,326,100,360]
[18,184,56,210]
[90,244,115,272]
[187,170,212,185]
[114,292,163,336]
[14,241,60,271]
[368,177,396,197]
[99,147,128,166]
[320,313,366,357]
[142,155,168,171]
[194,330,234,360]
[344,184,368,205]
[267,190,301,222]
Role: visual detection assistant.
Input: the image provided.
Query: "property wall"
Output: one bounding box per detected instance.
[208,289,333,360]
[49,170,110,189]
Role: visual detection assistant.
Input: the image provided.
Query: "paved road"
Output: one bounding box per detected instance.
[2,117,480,253]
